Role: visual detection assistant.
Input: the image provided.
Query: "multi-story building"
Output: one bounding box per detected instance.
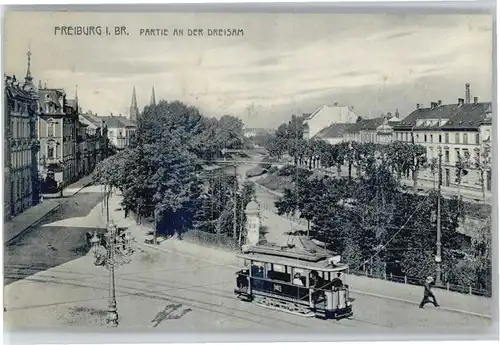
[4,53,40,219]
[343,110,401,144]
[105,114,137,150]
[37,84,79,190]
[392,84,492,194]
[79,110,109,167]
[303,103,359,140]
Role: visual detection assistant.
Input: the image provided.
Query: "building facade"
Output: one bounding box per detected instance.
[303,103,359,140]
[37,85,79,190]
[104,115,137,150]
[79,111,110,167]
[4,71,40,219]
[392,84,492,194]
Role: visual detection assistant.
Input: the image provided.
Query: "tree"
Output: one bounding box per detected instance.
[470,217,492,293]
[473,144,491,203]
[213,115,245,152]
[454,150,471,202]
[428,157,439,189]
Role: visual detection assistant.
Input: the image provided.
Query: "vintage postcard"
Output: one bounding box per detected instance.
[2,10,494,336]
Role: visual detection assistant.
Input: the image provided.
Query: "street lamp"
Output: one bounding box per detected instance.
[89,223,135,327]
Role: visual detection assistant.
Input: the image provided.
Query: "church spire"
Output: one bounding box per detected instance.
[129,86,139,121]
[23,48,37,96]
[25,49,33,83]
[151,85,156,106]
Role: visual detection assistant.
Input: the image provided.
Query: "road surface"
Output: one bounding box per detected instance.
[4,188,106,286]
[4,237,491,331]
[3,183,492,331]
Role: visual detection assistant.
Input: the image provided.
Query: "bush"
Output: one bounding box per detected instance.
[245,167,266,178]
[267,166,279,174]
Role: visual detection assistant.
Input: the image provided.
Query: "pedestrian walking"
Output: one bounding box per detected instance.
[419,276,440,308]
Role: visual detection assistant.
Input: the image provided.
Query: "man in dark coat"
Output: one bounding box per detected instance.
[332,273,344,289]
[419,276,440,308]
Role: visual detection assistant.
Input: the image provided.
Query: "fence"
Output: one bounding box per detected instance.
[346,267,491,297]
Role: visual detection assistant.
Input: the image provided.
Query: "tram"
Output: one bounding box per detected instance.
[234,241,353,320]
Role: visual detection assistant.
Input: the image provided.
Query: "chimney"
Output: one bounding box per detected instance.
[458,98,464,106]
[465,83,471,104]
[473,96,478,105]
[438,100,442,106]
[416,103,420,109]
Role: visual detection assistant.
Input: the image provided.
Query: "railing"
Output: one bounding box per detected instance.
[346,268,491,297]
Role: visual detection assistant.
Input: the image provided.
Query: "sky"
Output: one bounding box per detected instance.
[4,12,493,129]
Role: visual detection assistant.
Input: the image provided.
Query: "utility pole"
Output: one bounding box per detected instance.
[436,148,443,286]
[153,208,158,245]
[233,164,238,240]
[295,123,301,235]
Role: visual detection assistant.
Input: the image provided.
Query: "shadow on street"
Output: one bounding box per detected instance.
[4,191,106,286]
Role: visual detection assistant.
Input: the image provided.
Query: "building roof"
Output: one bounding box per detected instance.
[80,113,104,126]
[244,128,272,135]
[101,116,137,128]
[394,102,492,131]
[38,89,64,110]
[4,76,34,100]
[345,117,385,133]
[80,113,136,128]
[314,123,352,139]
[304,104,355,122]
[440,102,492,130]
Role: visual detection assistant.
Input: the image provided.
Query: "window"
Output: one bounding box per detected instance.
[430,135,433,143]
[47,140,56,158]
[445,150,450,163]
[424,134,427,142]
[455,148,460,162]
[47,123,55,137]
[405,133,408,141]
[428,147,434,159]
[455,133,460,144]
[416,134,419,142]
[462,149,469,160]
[476,133,480,144]
[445,133,449,143]
[463,133,468,145]
[439,134,442,143]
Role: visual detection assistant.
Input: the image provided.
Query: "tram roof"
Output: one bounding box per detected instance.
[237,252,349,273]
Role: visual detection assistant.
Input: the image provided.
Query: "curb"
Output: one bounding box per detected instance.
[5,204,62,246]
[135,239,491,319]
[71,181,93,196]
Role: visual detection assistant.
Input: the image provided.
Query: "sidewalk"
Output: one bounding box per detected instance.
[60,175,94,197]
[4,201,60,245]
[4,175,94,245]
[104,192,491,318]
